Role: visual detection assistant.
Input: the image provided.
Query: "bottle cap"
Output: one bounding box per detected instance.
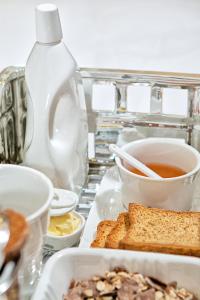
[35,3,63,44]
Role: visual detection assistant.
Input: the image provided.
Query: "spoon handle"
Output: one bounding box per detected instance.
[109,144,162,179]
[0,213,10,270]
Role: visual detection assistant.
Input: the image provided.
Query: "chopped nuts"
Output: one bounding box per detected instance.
[105,271,117,279]
[92,276,101,282]
[104,282,115,293]
[117,271,131,278]
[83,289,93,297]
[155,291,165,300]
[167,286,179,298]
[96,281,106,292]
[112,278,121,290]
[63,268,196,300]
[177,288,195,300]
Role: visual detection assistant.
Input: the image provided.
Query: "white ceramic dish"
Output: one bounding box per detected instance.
[116,138,200,210]
[45,211,85,251]
[80,202,104,248]
[0,164,54,298]
[33,248,200,300]
[50,189,79,217]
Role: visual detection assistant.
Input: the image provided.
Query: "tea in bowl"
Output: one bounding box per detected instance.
[115,138,200,210]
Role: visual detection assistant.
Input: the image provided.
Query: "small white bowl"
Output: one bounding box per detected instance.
[45,211,85,251]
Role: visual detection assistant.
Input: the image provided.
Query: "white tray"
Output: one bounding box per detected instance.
[79,166,200,248]
[33,248,200,300]
[79,167,125,247]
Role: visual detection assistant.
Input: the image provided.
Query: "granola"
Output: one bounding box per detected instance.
[63,268,197,300]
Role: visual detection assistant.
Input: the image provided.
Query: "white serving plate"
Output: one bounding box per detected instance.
[45,211,85,251]
[79,167,125,247]
[32,248,200,300]
[79,201,100,247]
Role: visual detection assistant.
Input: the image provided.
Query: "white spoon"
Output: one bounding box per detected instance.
[109,144,162,179]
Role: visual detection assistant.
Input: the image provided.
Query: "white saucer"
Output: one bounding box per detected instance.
[50,189,78,217]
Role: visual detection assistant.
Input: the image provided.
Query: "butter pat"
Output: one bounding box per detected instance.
[48,212,80,236]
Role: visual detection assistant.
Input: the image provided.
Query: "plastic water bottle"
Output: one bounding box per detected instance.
[24,3,88,194]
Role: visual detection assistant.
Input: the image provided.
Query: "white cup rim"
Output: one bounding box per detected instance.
[116,138,200,182]
[0,164,54,222]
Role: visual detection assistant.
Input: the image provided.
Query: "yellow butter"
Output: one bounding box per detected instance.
[48,212,80,236]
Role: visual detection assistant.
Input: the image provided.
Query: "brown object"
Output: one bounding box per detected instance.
[5,281,20,300]
[3,209,28,260]
[91,203,200,257]
[64,268,196,300]
[90,220,116,248]
[120,204,200,257]
[105,212,130,249]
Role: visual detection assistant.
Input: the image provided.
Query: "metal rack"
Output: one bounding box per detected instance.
[78,67,200,218]
[1,66,200,239]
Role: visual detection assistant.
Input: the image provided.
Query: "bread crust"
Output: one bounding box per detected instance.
[90,220,116,248]
[129,203,200,218]
[119,239,200,256]
[105,212,129,249]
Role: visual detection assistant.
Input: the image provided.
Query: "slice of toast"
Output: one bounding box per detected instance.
[105,212,130,249]
[90,220,116,248]
[120,204,200,257]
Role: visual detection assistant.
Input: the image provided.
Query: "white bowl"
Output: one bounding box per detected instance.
[0,164,54,297]
[45,211,85,250]
[116,138,200,210]
[32,248,200,300]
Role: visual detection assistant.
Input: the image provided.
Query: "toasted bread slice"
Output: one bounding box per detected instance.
[90,220,116,248]
[105,212,130,249]
[4,209,29,261]
[120,204,200,257]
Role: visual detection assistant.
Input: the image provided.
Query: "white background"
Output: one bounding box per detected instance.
[1,0,200,73]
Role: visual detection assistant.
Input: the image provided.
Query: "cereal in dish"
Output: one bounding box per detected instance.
[64,268,197,300]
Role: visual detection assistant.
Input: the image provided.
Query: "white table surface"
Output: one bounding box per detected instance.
[1,0,200,73]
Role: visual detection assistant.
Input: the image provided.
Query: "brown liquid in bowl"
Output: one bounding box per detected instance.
[127,162,186,178]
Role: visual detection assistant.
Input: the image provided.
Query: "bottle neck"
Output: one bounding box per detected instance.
[36,40,61,46]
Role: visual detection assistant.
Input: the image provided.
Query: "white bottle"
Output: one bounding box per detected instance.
[24,3,88,193]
